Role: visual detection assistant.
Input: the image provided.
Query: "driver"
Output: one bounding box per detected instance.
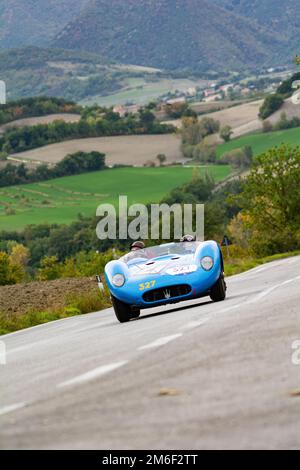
[180,234,196,254]
[130,241,146,251]
[180,234,196,242]
[123,240,147,262]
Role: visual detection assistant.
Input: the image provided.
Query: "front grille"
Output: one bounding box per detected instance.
[142,284,191,303]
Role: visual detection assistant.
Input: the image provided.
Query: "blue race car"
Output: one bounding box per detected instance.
[104,240,226,323]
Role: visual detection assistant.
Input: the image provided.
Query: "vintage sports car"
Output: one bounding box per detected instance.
[104,240,226,323]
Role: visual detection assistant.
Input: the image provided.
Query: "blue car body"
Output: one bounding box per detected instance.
[105,241,224,309]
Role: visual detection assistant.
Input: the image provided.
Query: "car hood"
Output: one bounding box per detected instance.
[127,254,197,277]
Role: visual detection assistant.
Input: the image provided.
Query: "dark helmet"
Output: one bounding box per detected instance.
[130,240,145,251]
[180,234,196,242]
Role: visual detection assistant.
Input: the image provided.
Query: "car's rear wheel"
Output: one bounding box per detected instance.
[111,295,140,323]
[210,273,226,302]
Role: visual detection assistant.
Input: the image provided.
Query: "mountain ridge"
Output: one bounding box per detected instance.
[52,0,283,72]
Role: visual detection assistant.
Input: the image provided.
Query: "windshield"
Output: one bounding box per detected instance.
[120,241,201,266]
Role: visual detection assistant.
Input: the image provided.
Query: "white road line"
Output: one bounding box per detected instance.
[0,403,25,416]
[182,318,210,330]
[57,361,128,388]
[138,334,182,351]
[250,276,300,303]
[218,303,243,314]
[251,266,269,274]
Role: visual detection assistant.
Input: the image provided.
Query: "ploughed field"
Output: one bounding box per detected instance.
[8,135,182,167]
[0,165,231,231]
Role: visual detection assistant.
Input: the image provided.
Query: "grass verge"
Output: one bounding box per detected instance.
[0,288,111,336]
[224,250,300,277]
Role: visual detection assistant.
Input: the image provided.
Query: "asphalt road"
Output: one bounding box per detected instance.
[0,256,300,450]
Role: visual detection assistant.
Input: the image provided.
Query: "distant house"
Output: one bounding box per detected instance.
[219,84,234,96]
[113,105,126,116]
[203,89,217,98]
[113,104,141,116]
[165,97,186,105]
[186,87,197,96]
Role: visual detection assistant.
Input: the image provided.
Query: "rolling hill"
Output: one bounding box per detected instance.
[0,165,231,230]
[219,0,300,39]
[0,46,145,101]
[53,0,281,72]
[216,125,300,159]
[0,0,89,48]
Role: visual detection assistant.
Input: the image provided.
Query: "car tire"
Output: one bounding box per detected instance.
[210,273,227,302]
[111,295,140,323]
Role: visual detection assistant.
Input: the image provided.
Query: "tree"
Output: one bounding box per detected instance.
[181,116,219,147]
[193,141,217,163]
[0,251,25,285]
[38,256,63,281]
[220,125,233,142]
[199,117,220,136]
[0,252,11,285]
[181,117,203,145]
[9,244,30,268]
[138,109,155,130]
[239,144,300,255]
[156,154,167,166]
[259,94,284,119]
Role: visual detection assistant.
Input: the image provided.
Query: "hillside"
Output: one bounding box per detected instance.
[7,134,181,166]
[216,125,300,159]
[53,0,287,72]
[0,46,147,101]
[0,166,231,230]
[219,0,300,37]
[0,0,89,48]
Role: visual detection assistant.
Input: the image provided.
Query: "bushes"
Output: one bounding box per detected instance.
[181,116,220,159]
[259,93,284,119]
[235,144,300,256]
[276,72,300,96]
[219,125,233,142]
[0,250,26,285]
[0,289,110,335]
[258,73,300,121]
[220,145,253,169]
[0,108,173,155]
[0,151,106,187]
[0,97,80,125]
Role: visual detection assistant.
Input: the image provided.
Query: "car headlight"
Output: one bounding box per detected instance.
[112,273,125,287]
[201,256,214,271]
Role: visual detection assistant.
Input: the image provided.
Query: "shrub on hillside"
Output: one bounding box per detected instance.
[259,93,284,119]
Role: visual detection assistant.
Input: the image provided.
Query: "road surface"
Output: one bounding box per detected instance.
[0,256,300,449]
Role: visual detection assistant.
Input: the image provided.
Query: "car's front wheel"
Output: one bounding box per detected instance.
[111,295,140,323]
[210,273,226,302]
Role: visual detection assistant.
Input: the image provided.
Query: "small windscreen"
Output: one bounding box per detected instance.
[120,242,201,265]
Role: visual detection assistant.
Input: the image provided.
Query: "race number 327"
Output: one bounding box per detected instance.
[139,280,156,291]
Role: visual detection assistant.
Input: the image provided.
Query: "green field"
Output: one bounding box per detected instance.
[217,126,300,158]
[0,165,231,231]
[81,77,207,106]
